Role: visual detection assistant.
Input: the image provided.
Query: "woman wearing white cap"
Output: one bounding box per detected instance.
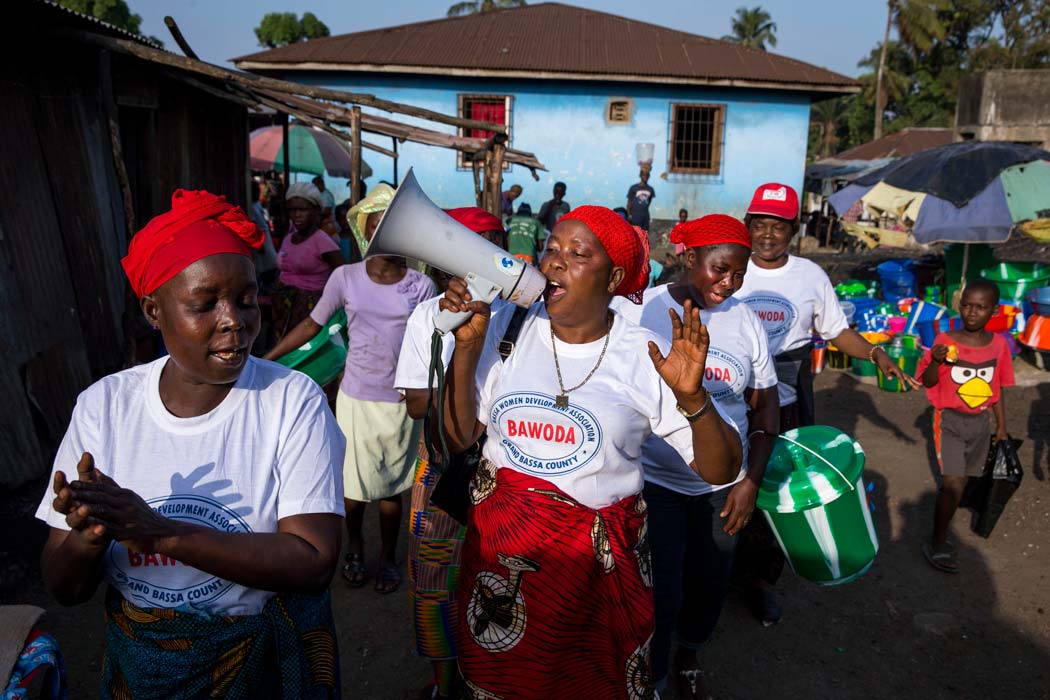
[733,182,919,626]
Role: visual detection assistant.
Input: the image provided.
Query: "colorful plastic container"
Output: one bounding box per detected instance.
[1019,313,1050,350]
[1029,287,1050,316]
[876,343,922,393]
[877,259,917,304]
[756,427,879,586]
[980,263,1050,301]
[985,304,1020,333]
[275,309,349,385]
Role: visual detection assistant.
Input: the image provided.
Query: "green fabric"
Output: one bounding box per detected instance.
[506,215,545,260]
[1000,160,1050,221]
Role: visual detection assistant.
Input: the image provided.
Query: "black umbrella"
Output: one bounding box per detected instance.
[853,141,1050,207]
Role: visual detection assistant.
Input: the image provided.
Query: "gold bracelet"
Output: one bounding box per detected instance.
[868,345,881,363]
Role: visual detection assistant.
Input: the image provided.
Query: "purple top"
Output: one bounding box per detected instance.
[311,263,436,402]
[278,229,340,292]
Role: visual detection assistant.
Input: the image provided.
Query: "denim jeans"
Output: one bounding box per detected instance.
[644,481,738,686]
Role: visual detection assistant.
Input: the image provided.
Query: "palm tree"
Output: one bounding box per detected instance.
[447,0,527,18]
[810,98,848,159]
[721,6,778,51]
[873,0,946,138]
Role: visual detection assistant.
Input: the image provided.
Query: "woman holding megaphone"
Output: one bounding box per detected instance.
[437,205,742,699]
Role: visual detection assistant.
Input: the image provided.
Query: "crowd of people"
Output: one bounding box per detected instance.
[35,174,1011,700]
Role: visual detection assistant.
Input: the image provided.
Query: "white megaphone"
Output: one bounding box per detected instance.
[366,168,547,334]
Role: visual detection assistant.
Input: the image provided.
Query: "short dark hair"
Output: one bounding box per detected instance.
[516,202,532,216]
[554,181,567,191]
[963,279,1000,304]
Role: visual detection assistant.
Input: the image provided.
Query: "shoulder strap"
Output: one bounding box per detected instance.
[498,306,530,362]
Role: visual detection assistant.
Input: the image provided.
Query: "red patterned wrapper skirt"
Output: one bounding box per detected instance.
[457,460,655,700]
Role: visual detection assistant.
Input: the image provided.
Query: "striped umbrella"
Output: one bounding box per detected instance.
[250,124,372,179]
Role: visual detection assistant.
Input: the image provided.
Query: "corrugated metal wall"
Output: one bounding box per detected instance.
[0,36,248,487]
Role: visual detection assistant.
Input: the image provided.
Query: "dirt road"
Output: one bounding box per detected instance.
[4,369,1049,699]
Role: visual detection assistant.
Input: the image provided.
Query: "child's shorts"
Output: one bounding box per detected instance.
[933,408,990,477]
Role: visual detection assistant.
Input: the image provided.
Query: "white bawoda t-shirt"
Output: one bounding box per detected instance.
[474,305,735,509]
[394,296,513,393]
[735,255,848,405]
[36,357,346,616]
[620,287,775,496]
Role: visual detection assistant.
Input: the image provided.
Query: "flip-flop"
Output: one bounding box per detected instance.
[342,552,367,587]
[375,563,402,594]
[923,542,958,573]
[675,668,713,700]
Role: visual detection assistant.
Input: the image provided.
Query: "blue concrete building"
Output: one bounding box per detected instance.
[236,3,856,219]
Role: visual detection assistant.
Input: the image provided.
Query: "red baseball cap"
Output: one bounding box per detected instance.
[747,182,799,221]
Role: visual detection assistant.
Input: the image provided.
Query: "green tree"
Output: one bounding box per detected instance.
[721,6,778,51]
[446,0,527,18]
[873,0,946,138]
[254,12,330,49]
[58,0,141,33]
[809,97,849,160]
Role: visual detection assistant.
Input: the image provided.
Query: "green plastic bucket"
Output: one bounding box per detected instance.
[756,427,879,586]
[980,263,1050,300]
[275,309,348,386]
[851,356,879,377]
[876,343,922,393]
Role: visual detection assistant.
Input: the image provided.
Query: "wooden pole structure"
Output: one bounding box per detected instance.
[350,106,363,205]
[471,160,483,208]
[68,31,508,135]
[281,112,290,189]
[392,137,399,186]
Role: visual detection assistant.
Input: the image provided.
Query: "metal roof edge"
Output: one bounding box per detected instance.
[234,61,860,94]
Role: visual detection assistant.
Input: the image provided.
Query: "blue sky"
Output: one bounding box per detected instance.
[135,0,887,77]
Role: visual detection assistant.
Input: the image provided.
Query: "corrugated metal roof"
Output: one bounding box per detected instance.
[33,0,162,48]
[235,3,856,92]
[833,128,955,161]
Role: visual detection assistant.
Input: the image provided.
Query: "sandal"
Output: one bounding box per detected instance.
[923,542,958,573]
[675,668,713,700]
[342,552,367,587]
[375,563,402,594]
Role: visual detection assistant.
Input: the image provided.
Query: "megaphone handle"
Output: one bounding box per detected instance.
[434,274,502,335]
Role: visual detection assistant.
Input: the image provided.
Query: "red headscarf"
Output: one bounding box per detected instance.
[558,205,650,304]
[670,214,752,250]
[121,189,264,298]
[446,207,504,233]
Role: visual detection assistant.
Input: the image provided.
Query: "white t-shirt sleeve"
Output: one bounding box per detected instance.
[812,271,849,340]
[35,393,101,531]
[746,308,779,390]
[274,383,346,519]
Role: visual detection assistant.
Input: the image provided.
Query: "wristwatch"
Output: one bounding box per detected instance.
[677,392,712,423]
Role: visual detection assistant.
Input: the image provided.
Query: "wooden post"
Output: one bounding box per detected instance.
[471,159,483,208]
[482,143,505,218]
[350,106,362,205]
[392,137,398,186]
[281,112,290,190]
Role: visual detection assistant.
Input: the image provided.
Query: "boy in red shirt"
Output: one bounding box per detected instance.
[915,280,1014,573]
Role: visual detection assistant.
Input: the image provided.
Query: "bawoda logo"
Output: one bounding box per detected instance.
[107,494,251,609]
[703,347,747,400]
[742,294,797,339]
[490,392,602,476]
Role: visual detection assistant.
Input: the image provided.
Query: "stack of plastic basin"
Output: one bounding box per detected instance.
[877,259,917,304]
[904,300,949,335]
[839,300,856,326]
[275,309,349,386]
[985,304,1020,333]
[850,297,881,332]
[851,332,890,376]
[876,342,922,393]
[916,316,959,348]
[980,263,1050,301]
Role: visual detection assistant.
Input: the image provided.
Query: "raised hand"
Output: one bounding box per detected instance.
[52,452,112,548]
[647,299,710,407]
[439,276,491,348]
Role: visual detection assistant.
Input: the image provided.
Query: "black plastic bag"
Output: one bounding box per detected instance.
[961,436,1024,538]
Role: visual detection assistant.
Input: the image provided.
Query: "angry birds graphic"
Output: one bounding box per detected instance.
[949,360,996,409]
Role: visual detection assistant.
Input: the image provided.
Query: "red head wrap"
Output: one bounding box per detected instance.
[670,214,752,250]
[445,207,504,234]
[558,205,650,304]
[121,190,264,298]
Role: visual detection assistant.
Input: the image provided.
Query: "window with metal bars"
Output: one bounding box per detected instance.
[668,103,725,174]
[458,94,512,169]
